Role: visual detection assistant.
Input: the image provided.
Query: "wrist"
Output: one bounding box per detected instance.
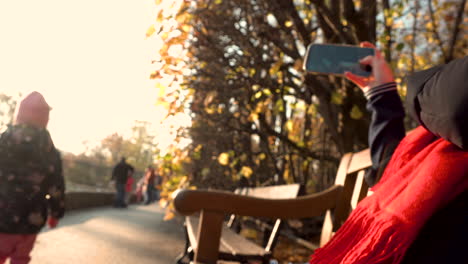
[364,82,397,99]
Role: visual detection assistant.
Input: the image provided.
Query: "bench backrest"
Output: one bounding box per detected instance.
[320,149,372,246]
[228,183,301,252]
[240,184,301,199]
[173,149,373,263]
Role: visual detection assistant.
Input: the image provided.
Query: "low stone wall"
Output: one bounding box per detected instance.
[64,192,139,210]
[65,192,115,211]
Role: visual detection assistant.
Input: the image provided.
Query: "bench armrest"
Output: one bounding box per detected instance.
[174,185,342,219]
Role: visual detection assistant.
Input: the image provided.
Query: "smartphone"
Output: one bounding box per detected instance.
[303,43,374,77]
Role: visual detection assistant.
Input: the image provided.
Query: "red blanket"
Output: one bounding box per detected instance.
[310,126,468,264]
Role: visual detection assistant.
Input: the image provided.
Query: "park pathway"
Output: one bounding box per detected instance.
[30,204,185,264]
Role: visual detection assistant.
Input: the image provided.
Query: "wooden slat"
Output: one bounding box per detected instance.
[245,184,300,199]
[350,170,369,210]
[320,152,352,244]
[220,226,269,257]
[333,153,353,185]
[332,152,358,230]
[265,219,281,252]
[186,216,200,252]
[319,211,334,247]
[347,148,372,174]
[187,216,269,257]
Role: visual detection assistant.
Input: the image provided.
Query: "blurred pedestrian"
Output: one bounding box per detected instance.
[143,166,156,205]
[0,92,65,264]
[124,167,135,205]
[153,167,162,201]
[135,176,145,204]
[111,157,134,208]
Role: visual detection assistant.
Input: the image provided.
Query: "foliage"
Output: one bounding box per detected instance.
[88,120,159,172]
[150,0,466,193]
[0,93,17,131]
[63,121,159,187]
[62,152,114,187]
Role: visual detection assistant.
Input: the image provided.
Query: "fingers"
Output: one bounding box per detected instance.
[345,71,368,89]
[360,41,382,59]
[359,55,373,66]
[360,41,376,49]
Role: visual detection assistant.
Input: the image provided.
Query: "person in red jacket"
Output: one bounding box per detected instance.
[0,92,65,264]
[124,167,135,205]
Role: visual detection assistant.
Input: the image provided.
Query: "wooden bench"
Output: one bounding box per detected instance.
[174,149,372,264]
[176,184,302,264]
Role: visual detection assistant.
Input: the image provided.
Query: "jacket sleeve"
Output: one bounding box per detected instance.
[364,82,406,186]
[42,133,66,219]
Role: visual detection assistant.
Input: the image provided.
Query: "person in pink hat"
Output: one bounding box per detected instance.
[0,91,65,264]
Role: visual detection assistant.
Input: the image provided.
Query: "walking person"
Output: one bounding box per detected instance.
[143,166,156,205]
[124,167,135,205]
[153,167,163,201]
[0,92,65,264]
[111,157,134,208]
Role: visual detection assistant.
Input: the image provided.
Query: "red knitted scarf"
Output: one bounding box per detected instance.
[310,126,468,264]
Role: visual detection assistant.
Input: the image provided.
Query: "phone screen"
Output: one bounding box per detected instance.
[303,44,374,77]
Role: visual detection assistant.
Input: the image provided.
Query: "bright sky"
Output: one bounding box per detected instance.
[0,0,189,154]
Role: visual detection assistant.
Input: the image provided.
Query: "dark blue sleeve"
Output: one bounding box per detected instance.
[364,82,405,186]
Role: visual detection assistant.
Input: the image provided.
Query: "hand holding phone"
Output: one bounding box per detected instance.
[344,42,395,92]
[303,42,395,92]
[303,43,374,77]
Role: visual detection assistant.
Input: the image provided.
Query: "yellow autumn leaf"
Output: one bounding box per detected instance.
[240,228,258,239]
[350,105,363,120]
[218,152,229,166]
[164,211,175,221]
[240,154,248,162]
[285,120,293,131]
[331,91,343,105]
[205,106,215,114]
[240,166,253,178]
[159,199,168,208]
[155,83,166,97]
[259,153,266,160]
[248,113,259,122]
[146,24,156,38]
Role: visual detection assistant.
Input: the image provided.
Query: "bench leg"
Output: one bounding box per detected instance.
[176,221,192,264]
[194,210,224,264]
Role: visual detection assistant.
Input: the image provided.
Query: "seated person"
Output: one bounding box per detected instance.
[309,43,467,264]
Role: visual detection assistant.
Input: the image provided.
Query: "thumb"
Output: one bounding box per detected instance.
[359,55,374,66]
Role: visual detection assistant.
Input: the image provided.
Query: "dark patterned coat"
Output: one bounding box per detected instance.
[0,124,65,234]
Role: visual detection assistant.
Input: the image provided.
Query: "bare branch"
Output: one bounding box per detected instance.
[257,114,339,162]
[411,1,420,73]
[428,0,448,60]
[446,0,467,62]
[313,0,354,43]
[382,0,393,62]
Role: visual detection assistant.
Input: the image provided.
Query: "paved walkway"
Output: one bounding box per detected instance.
[30,204,185,264]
